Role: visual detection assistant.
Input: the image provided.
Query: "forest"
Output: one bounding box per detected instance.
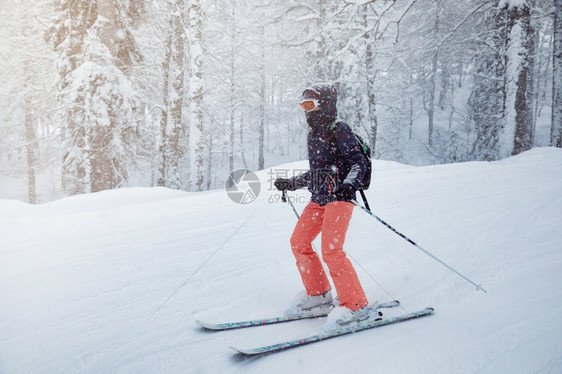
[0,0,561,203]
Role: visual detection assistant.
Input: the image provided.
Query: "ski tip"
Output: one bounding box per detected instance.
[195,320,208,328]
[195,320,221,330]
[230,346,259,356]
[372,299,400,309]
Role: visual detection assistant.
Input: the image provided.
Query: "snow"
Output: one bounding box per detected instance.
[1,147,562,373]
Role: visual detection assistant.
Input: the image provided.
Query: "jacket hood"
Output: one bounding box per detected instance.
[302,83,338,131]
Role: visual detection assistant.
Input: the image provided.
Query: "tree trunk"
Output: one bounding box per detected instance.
[426,0,442,148]
[363,6,378,156]
[22,16,38,204]
[552,0,562,147]
[158,30,172,187]
[90,125,114,192]
[228,6,237,174]
[190,0,206,190]
[511,2,534,155]
[159,8,186,189]
[24,59,38,204]
[258,25,266,171]
[468,3,507,161]
[168,9,186,190]
[58,0,92,195]
[312,0,328,82]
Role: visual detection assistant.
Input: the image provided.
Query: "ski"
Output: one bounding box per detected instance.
[230,307,434,356]
[196,300,400,331]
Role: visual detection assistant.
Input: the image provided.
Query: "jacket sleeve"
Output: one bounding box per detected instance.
[334,122,367,189]
[290,170,310,190]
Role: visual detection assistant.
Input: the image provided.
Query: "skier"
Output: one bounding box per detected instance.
[274,83,370,330]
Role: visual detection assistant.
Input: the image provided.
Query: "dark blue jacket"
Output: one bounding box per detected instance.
[291,83,368,206]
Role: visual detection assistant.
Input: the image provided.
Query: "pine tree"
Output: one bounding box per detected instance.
[47,0,143,195]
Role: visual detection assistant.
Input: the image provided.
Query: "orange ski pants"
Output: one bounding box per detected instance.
[290,201,368,310]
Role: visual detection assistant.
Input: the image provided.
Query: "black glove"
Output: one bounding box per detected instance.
[274,177,293,192]
[336,183,356,201]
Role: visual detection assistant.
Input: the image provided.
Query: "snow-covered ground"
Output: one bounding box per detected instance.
[1,147,562,373]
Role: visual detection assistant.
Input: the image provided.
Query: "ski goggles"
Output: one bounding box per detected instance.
[300,98,319,112]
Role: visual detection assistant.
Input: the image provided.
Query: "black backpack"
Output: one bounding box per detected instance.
[330,120,372,190]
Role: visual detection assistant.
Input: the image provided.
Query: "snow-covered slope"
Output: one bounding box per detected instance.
[1,148,561,374]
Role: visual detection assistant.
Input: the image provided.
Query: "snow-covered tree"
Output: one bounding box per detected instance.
[203,0,257,175]
[158,2,188,190]
[501,0,535,156]
[1,0,559,202]
[46,0,143,195]
[467,2,508,161]
[1,2,57,203]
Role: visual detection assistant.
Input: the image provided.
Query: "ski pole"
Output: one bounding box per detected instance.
[352,199,487,293]
[282,190,301,219]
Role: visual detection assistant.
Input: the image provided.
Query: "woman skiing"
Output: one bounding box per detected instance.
[274,83,371,330]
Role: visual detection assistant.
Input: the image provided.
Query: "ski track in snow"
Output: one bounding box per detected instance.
[1,148,562,373]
